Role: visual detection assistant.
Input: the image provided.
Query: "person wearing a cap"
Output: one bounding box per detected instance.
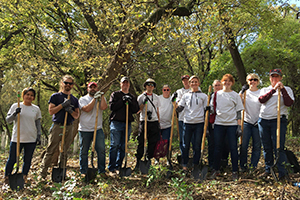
[78,82,108,177]
[258,69,294,181]
[134,78,161,171]
[108,77,139,173]
[40,75,80,180]
[175,75,191,157]
[158,85,173,145]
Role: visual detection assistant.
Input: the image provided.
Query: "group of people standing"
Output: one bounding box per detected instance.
[4,68,294,184]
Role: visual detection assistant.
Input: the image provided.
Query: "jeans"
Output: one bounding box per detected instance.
[182,123,204,167]
[178,121,185,155]
[208,123,214,168]
[79,129,105,174]
[258,117,288,178]
[240,122,261,170]
[5,142,36,176]
[213,125,239,172]
[161,127,171,141]
[108,121,131,172]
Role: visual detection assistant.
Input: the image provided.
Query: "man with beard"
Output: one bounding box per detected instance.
[78,82,108,177]
[40,75,80,179]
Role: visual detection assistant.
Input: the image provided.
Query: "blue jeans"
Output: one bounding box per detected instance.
[213,125,239,172]
[161,127,171,141]
[178,121,185,155]
[182,123,204,167]
[5,142,36,176]
[240,122,261,169]
[79,129,105,174]
[258,117,288,178]
[108,121,131,171]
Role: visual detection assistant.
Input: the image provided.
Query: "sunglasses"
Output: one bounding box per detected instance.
[248,78,258,82]
[163,89,170,91]
[146,83,154,87]
[63,81,74,85]
[270,69,282,73]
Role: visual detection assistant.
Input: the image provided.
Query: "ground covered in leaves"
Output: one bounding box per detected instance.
[1,135,300,199]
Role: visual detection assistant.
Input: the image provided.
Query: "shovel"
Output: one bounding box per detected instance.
[86,99,101,182]
[139,101,151,174]
[52,94,70,183]
[195,86,212,181]
[166,101,177,178]
[9,91,24,191]
[120,102,132,177]
[270,88,281,182]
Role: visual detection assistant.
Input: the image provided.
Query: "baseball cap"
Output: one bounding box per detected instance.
[181,75,190,80]
[120,76,129,83]
[88,82,97,87]
[269,69,282,76]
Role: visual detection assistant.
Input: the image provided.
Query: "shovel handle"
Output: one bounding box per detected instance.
[277,88,281,149]
[202,86,212,151]
[143,102,147,159]
[240,91,247,146]
[60,94,70,153]
[169,101,176,153]
[17,91,21,166]
[92,99,100,152]
[125,102,129,154]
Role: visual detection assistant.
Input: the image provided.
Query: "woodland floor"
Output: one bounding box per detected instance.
[1,135,300,199]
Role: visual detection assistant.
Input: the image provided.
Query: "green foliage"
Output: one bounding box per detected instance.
[170,176,193,200]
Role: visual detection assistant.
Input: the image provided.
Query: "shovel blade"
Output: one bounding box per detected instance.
[200,165,208,181]
[9,172,24,191]
[120,167,132,177]
[52,167,67,183]
[139,160,151,174]
[192,165,201,180]
[85,168,98,183]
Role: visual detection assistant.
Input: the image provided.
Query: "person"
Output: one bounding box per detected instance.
[78,82,107,177]
[134,78,161,170]
[158,85,173,143]
[207,80,223,169]
[258,69,294,181]
[5,88,42,184]
[239,74,261,171]
[210,74,244,181]
[40,75,79,179]
[108,77,139,173]
[176,75,207,172]
[176,75,190,157]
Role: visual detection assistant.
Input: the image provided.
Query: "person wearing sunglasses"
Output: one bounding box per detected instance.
[134,78,161,171]
[239,73,261,172]
[40,75,79,180]
[258,69,294,181]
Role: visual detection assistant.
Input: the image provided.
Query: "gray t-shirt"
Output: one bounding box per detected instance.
[138,93,161,122]
[242,89,261,124]
[158,95,173,129]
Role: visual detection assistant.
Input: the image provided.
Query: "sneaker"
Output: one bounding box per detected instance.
[209,170,220,180]
[259,172,270,179]
[232,172,238,181]
[279,175,290,183]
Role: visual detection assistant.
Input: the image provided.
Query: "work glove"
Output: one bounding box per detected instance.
[241,84,249,94]
[94,91,104,99]
[143,96,148,105]
[13,107,22,116]
[236,125,242,137]
[61,99,71,108]
[122,95,132,104]
[36,135,41,145]
[65,105,74,114]
[171,92,178,102]
[205,106,211,113]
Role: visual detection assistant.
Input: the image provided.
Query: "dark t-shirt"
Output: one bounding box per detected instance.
[48,92,79,124]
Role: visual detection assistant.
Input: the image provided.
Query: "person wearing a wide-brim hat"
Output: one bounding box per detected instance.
[258,69,294,181]
[134,78,161,171]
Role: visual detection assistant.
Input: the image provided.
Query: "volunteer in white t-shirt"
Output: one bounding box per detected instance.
[210,74,244,181]
[177,75,207,172]
[258,69,294,181]
[78,82,108,177]
[5,88,42,184]
[239,73,261,171]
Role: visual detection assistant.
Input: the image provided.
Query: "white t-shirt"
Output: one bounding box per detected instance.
[178,91,207,124]
[242,89,261,124]
[8,102,42,143]
[158,95,173,129]
[176,88,190,121]
[138,93,161,122]
[78,95,105,131]
[213,90,244,126]
[259,86,294,120]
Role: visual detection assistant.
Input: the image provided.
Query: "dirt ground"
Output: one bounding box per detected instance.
[1,136,300,199]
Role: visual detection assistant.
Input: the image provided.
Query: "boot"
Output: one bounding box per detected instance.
[133,158,140,172]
